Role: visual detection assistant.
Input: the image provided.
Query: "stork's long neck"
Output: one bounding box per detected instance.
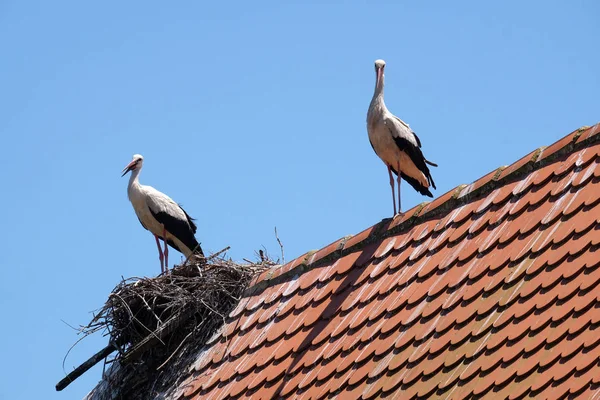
[127,168,142,198]
[374,72,384,98]
[369,73,386,118]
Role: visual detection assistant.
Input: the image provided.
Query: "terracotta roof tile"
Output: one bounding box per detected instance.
[173,123,600,400]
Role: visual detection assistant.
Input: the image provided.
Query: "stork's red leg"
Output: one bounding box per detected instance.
[387,165,397,216]
[396,160,403,215]
[162,227,169,272]
[154,234,164,273]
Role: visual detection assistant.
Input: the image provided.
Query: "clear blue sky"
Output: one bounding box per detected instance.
[0,1,598,399]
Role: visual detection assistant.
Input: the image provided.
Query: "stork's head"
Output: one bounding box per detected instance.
[374,59,386,88]
[121,154,144,177]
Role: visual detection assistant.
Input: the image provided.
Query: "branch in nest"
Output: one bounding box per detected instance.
[56,344,116,391]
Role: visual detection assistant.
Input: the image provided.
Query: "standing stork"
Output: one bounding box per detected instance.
[367,59,437,216]
[121,154,204,273]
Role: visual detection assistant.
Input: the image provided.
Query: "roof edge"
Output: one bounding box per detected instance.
[244,122,600,298]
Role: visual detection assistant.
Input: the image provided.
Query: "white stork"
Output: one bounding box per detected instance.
[367,59,437,216]
[121,154,204,273]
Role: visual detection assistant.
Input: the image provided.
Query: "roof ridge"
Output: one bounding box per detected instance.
[244,122,600,298]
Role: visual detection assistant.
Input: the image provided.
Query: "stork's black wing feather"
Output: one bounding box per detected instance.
[387,162,434,197]
[180,205,197,234]
[383,117,436,193]
[390,134,437,191]
[412,131,438,166]
[148,206,203,256]
[412,131,422,148]
[400,171,433,197]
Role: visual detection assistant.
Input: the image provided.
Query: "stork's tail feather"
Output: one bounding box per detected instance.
[424,159,437,190]
[429,175,437,190]
[400,172,434,197]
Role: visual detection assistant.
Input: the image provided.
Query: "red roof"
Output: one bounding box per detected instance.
[175,123,600,399]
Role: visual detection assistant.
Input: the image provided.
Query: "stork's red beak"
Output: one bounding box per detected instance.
[121,160,137,177]
[376,67,383,86]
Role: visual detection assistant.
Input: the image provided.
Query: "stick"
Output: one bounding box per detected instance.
[56,344,116,391]
[182,246,231,266]
[207,246,231,261]
[274,227,285,263]
[156,326,198,371]
[259,249,266,262]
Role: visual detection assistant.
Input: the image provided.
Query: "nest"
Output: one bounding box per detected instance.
[78,251,273,399]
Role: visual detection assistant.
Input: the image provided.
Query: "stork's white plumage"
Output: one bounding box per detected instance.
[367,59,437,216]
[122,154,204,273]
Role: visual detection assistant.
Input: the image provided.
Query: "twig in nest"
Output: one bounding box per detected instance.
[207,246,231,261]
[60,319,80,332]
[274,226,285,263]
[156,324,200,371]
[134,291,163,327]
